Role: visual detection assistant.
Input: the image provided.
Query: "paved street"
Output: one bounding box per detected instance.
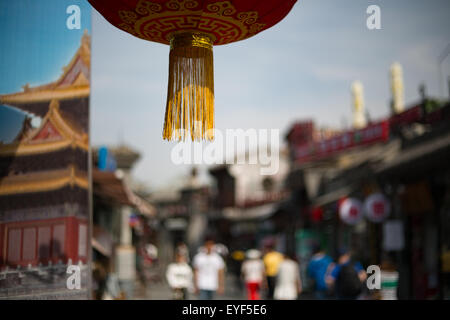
[134,273,246,300]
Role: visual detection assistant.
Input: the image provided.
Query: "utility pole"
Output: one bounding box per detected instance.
[438,44,450,98]
[448,76,450,99]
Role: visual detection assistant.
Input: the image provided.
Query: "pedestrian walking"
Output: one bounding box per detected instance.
[307,244,334,300]
[175,242,190,263]
[274,252,302,300]
[193,237,225,300]
[379,259,399,300]
[166,251,193,300]
[263,243,284,299]
[327,249,367,300]
[241,249,266,300]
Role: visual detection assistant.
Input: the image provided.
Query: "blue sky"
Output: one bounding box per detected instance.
[0,0,91,142]
[90,0,450,190]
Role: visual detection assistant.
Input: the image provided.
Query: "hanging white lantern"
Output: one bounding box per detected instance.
[339,198,363,225]
[364,193,391,223]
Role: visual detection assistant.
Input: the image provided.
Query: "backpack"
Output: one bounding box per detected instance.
[335,262,362,298]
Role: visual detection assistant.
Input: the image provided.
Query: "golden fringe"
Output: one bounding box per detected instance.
[163,34,214,141]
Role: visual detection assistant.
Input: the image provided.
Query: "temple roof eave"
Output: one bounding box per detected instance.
[0,31,90,110]
[0,98,89,157]
[0,166,88,196]
[0,86,89,107]
[0,139,88,157]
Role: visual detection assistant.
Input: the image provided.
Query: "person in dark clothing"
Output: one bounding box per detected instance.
[326,249,367,300]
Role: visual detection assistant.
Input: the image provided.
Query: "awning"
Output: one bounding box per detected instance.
[93,170,133,206]
[124,184,156,217]
[376,130,450,174]
[311,184,356,207]
[93,169,155,217]
[92,225,113,257]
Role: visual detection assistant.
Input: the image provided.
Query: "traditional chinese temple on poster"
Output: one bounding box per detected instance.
[0,32,91,299]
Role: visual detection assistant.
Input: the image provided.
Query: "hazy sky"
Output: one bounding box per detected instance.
[0,0,91,93]
[90,0,450,191]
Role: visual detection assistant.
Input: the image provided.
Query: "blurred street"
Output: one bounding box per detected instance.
[134,273,246,300]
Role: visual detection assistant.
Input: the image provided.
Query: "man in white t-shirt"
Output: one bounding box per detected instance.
[193,238,225,300]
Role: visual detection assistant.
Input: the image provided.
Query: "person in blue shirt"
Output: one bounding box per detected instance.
[307,244,334,300]
[326,249,367,300]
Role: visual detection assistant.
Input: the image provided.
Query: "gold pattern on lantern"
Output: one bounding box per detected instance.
[166,0,199,11]
[136,1,163,15]
[206,1,237,16]
[117,0,267,46]
[118,11,138,24]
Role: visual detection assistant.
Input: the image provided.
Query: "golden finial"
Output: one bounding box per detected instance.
[351,81,367,129]
[390,62,404,114]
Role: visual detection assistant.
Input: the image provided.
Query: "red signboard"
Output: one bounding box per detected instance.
[294,120,390,163]
[389,105,422,128]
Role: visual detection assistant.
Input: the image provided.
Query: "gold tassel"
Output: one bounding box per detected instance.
[163,32,215,141]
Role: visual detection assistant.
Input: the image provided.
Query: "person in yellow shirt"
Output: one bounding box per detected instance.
[263,244,284,299]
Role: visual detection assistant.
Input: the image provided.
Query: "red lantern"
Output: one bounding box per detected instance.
[364,193,390,223]
[311,206,323,223]
[339,198,363,225]
[89,0,297,141]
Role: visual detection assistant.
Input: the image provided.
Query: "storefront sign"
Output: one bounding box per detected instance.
[382,220,404,251]
[295,120,390,163]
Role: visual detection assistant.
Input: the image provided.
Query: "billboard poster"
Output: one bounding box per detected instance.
[0,1,92,299]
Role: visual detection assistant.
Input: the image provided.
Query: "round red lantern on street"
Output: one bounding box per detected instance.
[88,0,297,141]
[364,193,391,223]
[339,198,363,225]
